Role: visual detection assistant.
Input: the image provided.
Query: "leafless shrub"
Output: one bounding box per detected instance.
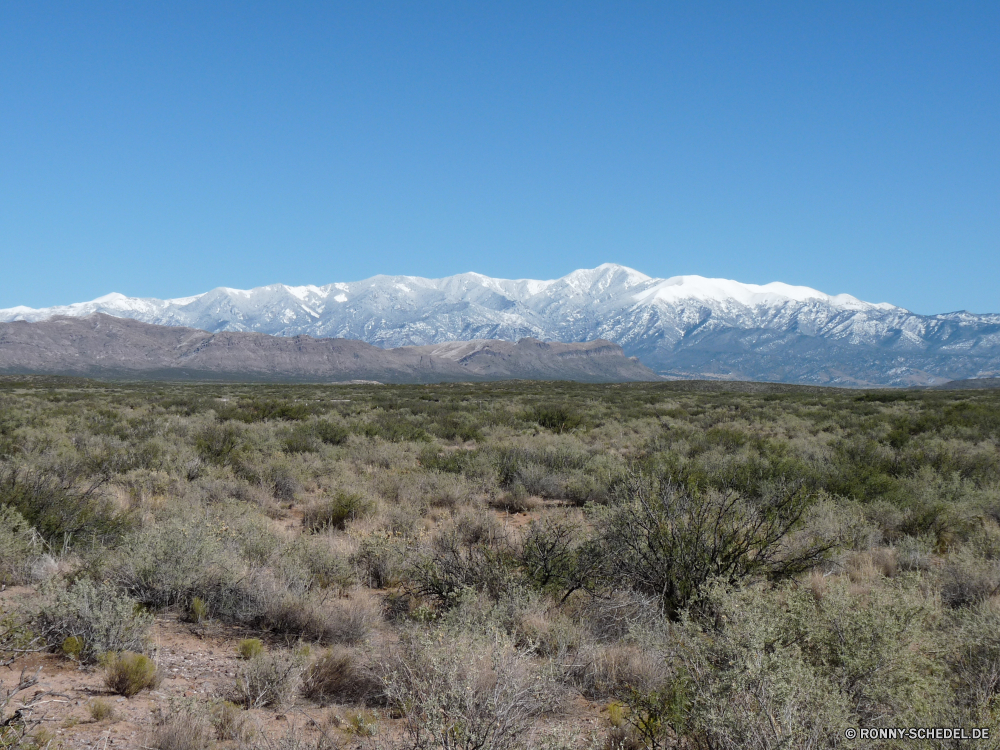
[896,535,935,571]
[301,647,382,705]
[941,551,1000,608]
[378,631,559,750]
[34,579,153,663]
[151,712,213,750]
[264,593,375,645]
[0,666,59,746]
[568,643,669,699]
[210,700,253,742]
[408,514,517,606]
[598,475,835,618]
[569,591,660,643]
[230,650,306,709]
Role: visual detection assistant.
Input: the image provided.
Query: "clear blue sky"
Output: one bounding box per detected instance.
[1,2,997,315]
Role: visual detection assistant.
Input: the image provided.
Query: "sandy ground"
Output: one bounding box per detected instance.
[2,587,608,750]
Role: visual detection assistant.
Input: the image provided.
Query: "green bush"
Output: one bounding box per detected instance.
[215,397,318,423]
[303,491,371,532]
[194,422,244,466]
[360,413,430,443]
[596,475,835,618]
[101,651,161,697]
[529,405,583,433]
[0,465,130,546]
[237,638,264,660]
[187,597,208,623]
[314,420,350,445]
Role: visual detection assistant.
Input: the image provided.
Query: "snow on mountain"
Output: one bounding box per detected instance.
[3,264,998,386]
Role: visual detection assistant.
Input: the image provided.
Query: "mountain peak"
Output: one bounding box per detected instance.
[0,265,995,386]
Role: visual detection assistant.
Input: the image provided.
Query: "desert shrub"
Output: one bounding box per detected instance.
[301,647,381,705]
[151,705,212,750]
[194,422,245,465]
[210,700,252,742]
[570,643,669,701]
[419,447,478,475]
[949,602,1000,724]
[237,638,264,660]
[483,444,590,493]
[489,483,538,513]
[0,503,43,585]
[216,397,317,423]
[896,534,935,571]
[34,579,152,663]
[277,535,355,590]
[520,517,602,603]
[408,516,518,607]
[231,649,306,709]
[939,549,1000,608]
[87,698,118,722]
[569,592,660,643]
[646,578,954,748]
[303,491,372,532]
[510,604,583,659]
[427,413,484,443]
[282,423,321,453]
[389,469,472,510]
[352,533,408,589]
[270,464,302,501]
[379,631,558,750]
[262,593,374,645]
[597,474,835,618]
[78,433,164,475]
[529,405,582,434]
[102,651,161,697]
[107,517,243,613]
[187,597,208,624]
[0,464,130,546]
[361,414,429,443]
[314,420,350,446]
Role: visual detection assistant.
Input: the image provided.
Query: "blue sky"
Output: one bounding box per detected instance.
[1,2,997,315]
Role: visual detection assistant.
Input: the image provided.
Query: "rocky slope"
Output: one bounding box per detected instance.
[0,314,657,383]
[4,265,999,385]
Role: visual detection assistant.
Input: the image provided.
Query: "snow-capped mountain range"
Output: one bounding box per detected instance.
[3,264,999,386]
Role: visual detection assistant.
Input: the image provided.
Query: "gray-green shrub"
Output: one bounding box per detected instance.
[34,579,152,663]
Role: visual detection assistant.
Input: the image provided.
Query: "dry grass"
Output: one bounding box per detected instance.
[87,698,118,723]
[230,650,305,709]
[151,712,212,750]
[301,647,381,706]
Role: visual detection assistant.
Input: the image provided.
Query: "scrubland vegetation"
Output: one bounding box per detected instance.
[1,376,1000,748]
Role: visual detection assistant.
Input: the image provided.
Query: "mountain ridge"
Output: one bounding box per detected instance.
[0,314,657,383]
[3,264,999,386]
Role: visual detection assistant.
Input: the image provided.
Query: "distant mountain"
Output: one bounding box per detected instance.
[932,377,1000,390]
[0,314,657,383]
[3,264,999,386]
